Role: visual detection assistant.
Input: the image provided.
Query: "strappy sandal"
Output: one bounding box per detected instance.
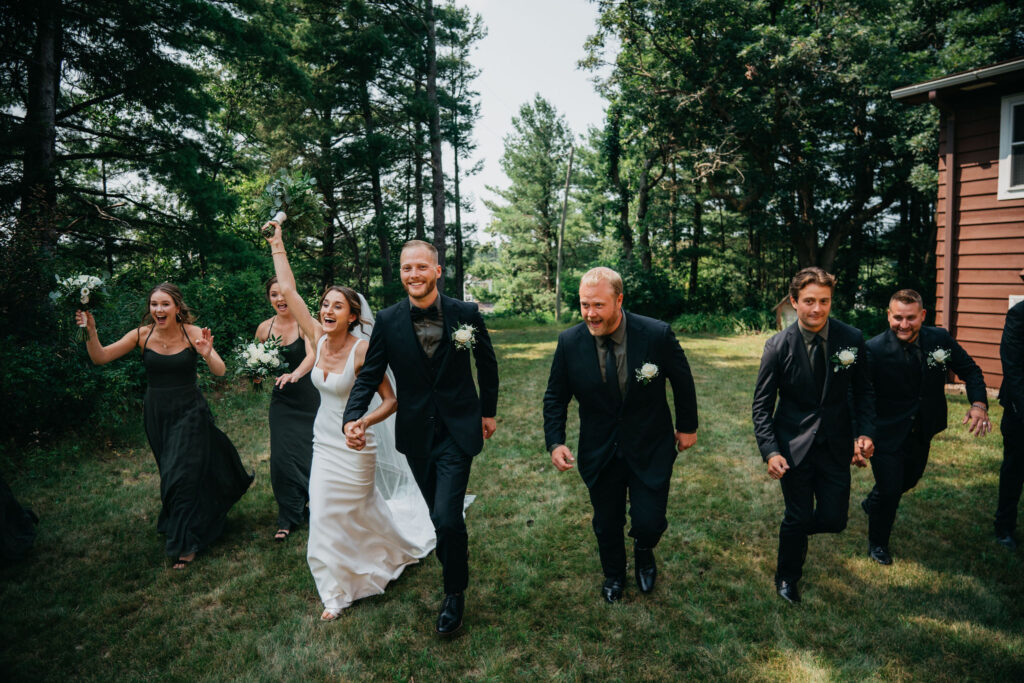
[320,609,341,622]
[274,528,290,542]
[171,556,194,571]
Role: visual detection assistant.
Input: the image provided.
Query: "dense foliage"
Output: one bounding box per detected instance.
[1,0,1021,449]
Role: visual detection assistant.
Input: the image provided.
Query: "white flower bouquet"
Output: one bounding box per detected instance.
[50,273,107,341]
[233,336,288,390]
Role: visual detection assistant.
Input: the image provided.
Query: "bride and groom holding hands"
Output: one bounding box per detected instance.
[268,218,700,635]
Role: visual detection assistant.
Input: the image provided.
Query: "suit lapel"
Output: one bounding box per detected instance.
[788,323,816,399]
[622,313,647,405]
[822,324,837,401]
[398,299,433,385]
[434,295,456,382]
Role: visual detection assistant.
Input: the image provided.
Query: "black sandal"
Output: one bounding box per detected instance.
[171,556,194,570]
[274,528,290,542]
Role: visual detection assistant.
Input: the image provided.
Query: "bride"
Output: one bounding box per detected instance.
[264,220,434,620]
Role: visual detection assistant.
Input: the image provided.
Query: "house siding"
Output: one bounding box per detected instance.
[934,89,1024,389]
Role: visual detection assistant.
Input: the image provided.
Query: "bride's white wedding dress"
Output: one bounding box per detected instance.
[307,334,435,614]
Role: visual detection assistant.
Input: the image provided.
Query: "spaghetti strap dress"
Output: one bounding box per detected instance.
[306,336,434,613]
[142,328,254,559]
[267,318,319,530]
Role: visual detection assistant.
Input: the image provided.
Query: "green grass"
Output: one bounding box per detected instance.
[2,327,1022,681]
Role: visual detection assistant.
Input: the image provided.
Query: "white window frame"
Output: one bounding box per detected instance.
[997,92,1024,201]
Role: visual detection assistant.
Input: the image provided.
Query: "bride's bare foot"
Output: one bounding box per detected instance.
[172,552,196,570]
[320,609,341,622]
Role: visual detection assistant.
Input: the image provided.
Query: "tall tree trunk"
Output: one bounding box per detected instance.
[689,181,702,299]
[424,0,446,292]
[10,0,62,339]
[668,160,678,268]
[413,81,426,241]
[453,134,464,300]
[605,108,632,260]
[360,80,392,286]
[635,153,660,272]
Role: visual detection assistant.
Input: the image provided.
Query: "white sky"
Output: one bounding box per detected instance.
[454,0,610,233]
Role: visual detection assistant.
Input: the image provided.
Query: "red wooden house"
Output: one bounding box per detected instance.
[892,57,1024,388]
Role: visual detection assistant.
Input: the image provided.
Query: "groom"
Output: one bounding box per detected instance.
[343,240,499,636]
[543,267,699,603]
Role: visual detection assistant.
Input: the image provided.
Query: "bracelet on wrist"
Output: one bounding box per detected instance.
[971,402,988,411]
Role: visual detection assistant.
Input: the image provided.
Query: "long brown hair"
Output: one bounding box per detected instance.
[141,282,195,326]
[320,285,365,333]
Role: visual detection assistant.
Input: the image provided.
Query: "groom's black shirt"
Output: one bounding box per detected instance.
[343,294,499,460]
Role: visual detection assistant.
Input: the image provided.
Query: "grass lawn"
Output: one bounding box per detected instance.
[2,325,1022,681]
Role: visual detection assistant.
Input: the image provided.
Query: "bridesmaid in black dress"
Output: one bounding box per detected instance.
[77,283,253,570]
[255,276,318,541]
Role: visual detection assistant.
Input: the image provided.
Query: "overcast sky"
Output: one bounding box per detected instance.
[454,0,610,233]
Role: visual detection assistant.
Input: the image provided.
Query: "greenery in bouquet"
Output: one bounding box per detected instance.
[254,168,326,238]
[233,335,289,390]
[50,274,108,341]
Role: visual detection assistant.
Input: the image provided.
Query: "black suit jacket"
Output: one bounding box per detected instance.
[752,319,876,466]
[866,326,986,452]
[343,294,499,459]
[999,301,1024,422]
[542,312,699,490]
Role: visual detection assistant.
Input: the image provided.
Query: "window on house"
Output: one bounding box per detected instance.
[998,93,1024,200]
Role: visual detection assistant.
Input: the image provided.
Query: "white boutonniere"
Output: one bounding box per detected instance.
[830,347,857,372]
[452,323,476,351]
[927,348,951,369]
[635,362,659,385]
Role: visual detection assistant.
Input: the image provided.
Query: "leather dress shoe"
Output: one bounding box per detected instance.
[602,576,624,604]
[634,545,657,594]
[775,579,800,604]
[435,593,464,636]
[868,545,893,565]
[996,534,1018,551]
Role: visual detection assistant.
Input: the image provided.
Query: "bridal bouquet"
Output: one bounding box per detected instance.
[233,336,288,390]
[50,273,107,341]
[258,169,322,238]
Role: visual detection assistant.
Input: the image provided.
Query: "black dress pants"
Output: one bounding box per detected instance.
[776,443,850,584]
[587,455,669,579]
[406,424,473,594]
[864,423,931,548]
[995,411,1024,537]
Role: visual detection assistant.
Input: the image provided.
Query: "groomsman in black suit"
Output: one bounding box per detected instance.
[995,299,1024,550]
[862,289,990,565]
[343,240,499,636]
[752,267,876,604]
[543,267,699,603]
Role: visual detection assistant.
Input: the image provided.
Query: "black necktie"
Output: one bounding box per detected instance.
[812,335,826,397]
[411,305,440,322]
[905,343,923,388]
[604,337,621,404]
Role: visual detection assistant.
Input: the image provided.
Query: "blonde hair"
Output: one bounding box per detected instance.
[579,267,623,297]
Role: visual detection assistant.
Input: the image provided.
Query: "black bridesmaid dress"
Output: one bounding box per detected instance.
[267,320,318,531]
[142,329,253,559]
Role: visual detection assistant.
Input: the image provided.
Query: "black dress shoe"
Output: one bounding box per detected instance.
[775,580,800,604]
[860,497,870,516]
[435,593,464,636]
[868,545,893,565]
[634,545,657,593]
[601,576,624,604]
[996,534,1018,551]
